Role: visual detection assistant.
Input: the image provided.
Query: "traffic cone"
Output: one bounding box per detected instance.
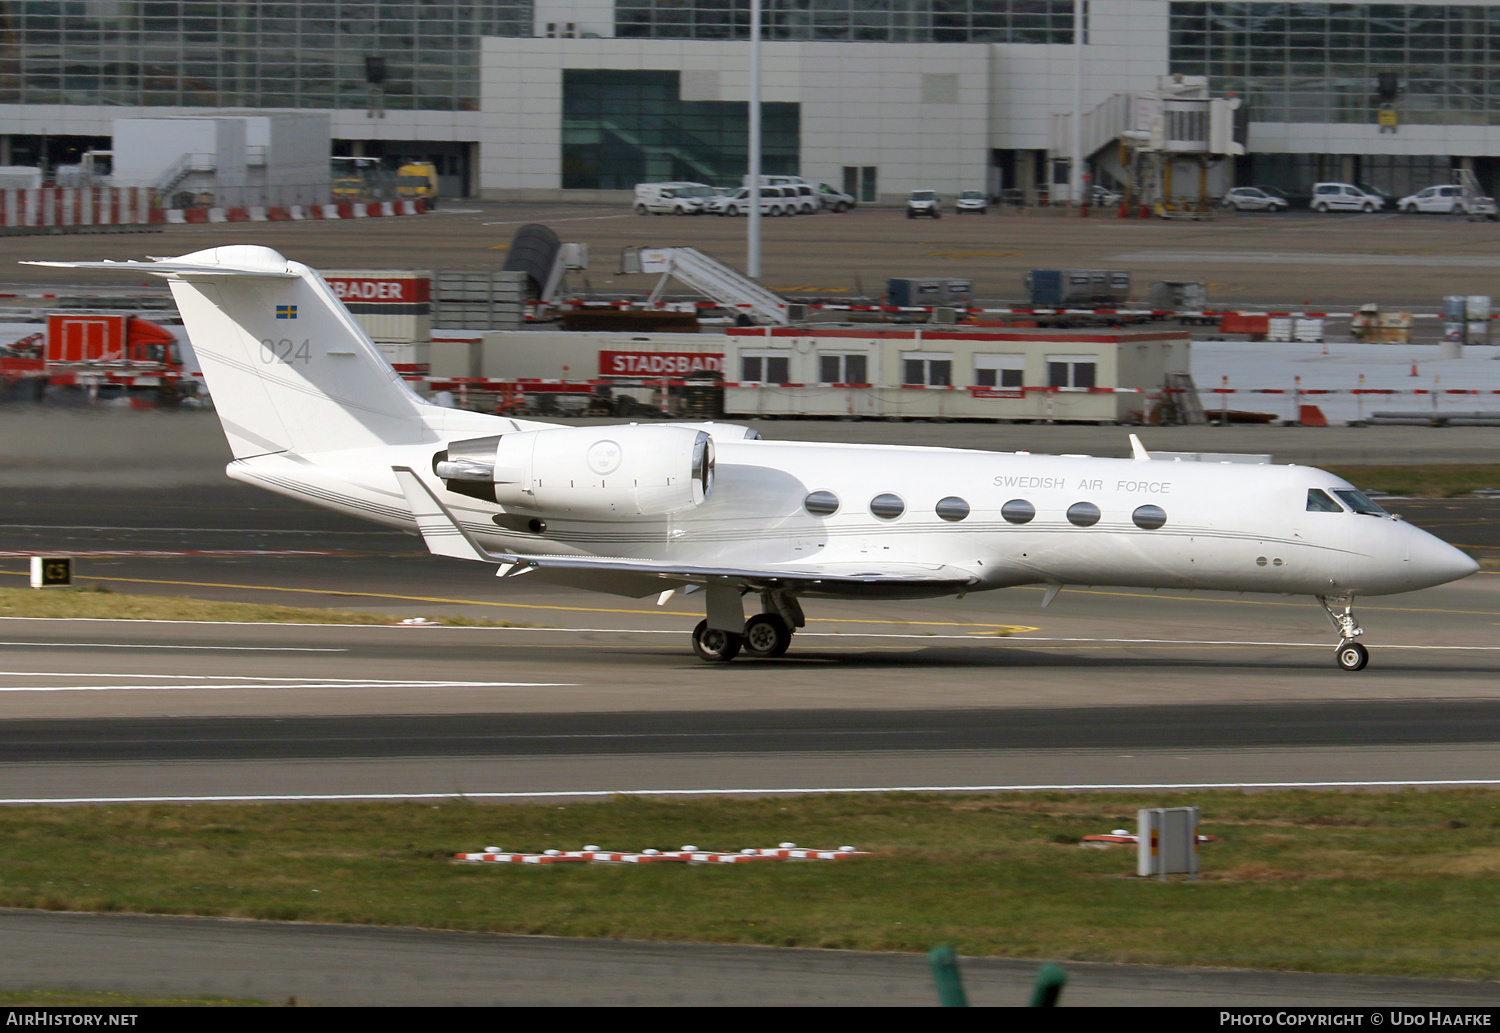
[1410,360,1419,377]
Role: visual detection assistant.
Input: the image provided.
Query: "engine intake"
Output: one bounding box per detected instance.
[434,425,713,518]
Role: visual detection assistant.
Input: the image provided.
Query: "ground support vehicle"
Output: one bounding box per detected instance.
[1310,182,1384,213]
[0,313,191,406]
[906,190,941,218]
[395,161,439,209]
[955,190,987,214]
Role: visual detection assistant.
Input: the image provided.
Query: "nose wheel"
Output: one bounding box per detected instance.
[1319,594,1370,672]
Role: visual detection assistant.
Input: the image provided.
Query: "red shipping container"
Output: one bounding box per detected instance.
[1219,313,1270,335]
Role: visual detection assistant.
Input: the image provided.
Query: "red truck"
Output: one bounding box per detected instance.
[0,313,194,405]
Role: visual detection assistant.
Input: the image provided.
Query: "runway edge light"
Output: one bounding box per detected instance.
[29,555,72,589]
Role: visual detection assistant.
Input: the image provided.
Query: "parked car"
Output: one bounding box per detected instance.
[815,182,856,212]
[1399,184,1477,214]
[1309,182,1384,213]
[633,181,712,215]
[906,189,941,218]
[717,186,790,217]
[1221,186,1289,212]
[786,183,819,214]
[1091,185,1124,208]
[955,190,988,214]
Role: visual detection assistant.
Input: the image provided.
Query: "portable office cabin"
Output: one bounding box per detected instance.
[722,327,1189,422]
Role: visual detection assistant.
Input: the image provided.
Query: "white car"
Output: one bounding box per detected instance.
[816,183,856,212]
[1399,184,1476,214]
[955,190,988,214]
[717,186,791,217]
[633,182,712,215]
[906,189,941,219]
[1221,186,1289,212]
[1309,182,1384,213]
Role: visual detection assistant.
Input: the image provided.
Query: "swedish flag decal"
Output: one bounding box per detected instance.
[276,304,298,319]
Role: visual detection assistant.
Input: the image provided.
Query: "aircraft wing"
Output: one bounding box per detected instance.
[392,467,978,590]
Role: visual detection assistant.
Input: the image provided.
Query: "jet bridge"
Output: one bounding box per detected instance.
[621,246,789,326]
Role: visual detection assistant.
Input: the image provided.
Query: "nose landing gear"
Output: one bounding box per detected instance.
[1319,594,1369,671]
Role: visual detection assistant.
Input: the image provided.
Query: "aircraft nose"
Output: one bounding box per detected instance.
[1406,526,1479,587]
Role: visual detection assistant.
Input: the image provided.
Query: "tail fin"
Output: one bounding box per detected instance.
[27,245,431,459]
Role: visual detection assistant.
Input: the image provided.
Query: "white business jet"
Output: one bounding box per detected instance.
[32,246,1478,670]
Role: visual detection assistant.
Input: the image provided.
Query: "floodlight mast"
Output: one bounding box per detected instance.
[1071,0,1084,209]
[747,0,762,279]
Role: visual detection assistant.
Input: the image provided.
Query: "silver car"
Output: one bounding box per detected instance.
[1221,186,1289,212]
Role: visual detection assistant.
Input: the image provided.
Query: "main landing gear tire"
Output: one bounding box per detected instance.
[1336,641,1369,672]
[692,619,742,662]
[742,613,792,658]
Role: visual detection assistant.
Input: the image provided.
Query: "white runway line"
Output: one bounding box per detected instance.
[0,641,344,652]
[7,779,1500,805]
[0,672,574,692]
[481,214,632,226]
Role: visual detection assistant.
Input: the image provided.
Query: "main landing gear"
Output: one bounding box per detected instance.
[690,588,803,662]
[1318,594,1369,671]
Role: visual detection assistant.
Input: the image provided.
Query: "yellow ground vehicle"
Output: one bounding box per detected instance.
[396,161,439,207]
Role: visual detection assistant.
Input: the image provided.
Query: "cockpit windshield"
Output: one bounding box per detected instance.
[1306,488,1343,512]
[1334,488,1388,516]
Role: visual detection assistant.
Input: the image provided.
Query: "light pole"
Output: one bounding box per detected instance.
[1071,0,1084,209]
[747,0,762,279]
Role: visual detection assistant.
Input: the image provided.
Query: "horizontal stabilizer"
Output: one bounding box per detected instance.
[25,246,298,279]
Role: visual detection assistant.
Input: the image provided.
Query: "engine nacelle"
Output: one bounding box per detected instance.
[435,424,713,518]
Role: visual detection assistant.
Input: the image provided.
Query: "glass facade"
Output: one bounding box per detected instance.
[562,69,799,189]
[616,0,1077,44]
[1171,2,1500,127]
[0,1,531,111]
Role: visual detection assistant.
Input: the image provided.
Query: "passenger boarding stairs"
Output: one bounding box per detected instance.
[623,246,789,325]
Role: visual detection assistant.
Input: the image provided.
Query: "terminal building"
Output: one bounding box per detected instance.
[0,1,1496,204]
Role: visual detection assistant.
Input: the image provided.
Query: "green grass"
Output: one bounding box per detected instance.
[0,585,526,627]
[3,792,1500,980]
[1324,464,1500,498]
[0,990,274,1007]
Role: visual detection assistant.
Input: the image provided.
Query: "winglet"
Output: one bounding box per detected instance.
[1129,434,1151,462]
[392,466,497,564]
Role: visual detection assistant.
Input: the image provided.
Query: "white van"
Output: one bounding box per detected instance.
[1309,182,1384,213]
[633,182,713,215]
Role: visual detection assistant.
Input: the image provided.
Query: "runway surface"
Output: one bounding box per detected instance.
[5,910,1498,1007]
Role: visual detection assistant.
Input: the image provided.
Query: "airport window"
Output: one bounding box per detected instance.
[1170,2,1500,133]
[804,490,840,516]
[870,493,906,519]
[819,354,869,384]
[935,497,971,521]
[1306,488,1344,513]
[1001,498,1036,524]
[1334,489,1388,516]
[902,353,953,387]
[974,354,1025,388]
[1046,355,1097,390]
[563,70,800,189]
[0,1,531,110]
[616,1,1076,45]
[1066,501,1102,527]
[1132,504,1168,530]
[740,354,790,384]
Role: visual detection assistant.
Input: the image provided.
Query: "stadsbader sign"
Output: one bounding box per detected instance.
[599,351,723,376]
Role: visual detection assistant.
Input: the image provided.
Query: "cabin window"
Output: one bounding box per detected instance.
[818,354,869,385]
[870,493,905,519]
[1306,488,1343,513]
[1046,355,1097,390]
[1132,504,1167,530]
[935,497,970,521]
[1001,499,1035,524]
[1066,501,1101,527]
[1334,489,1387,516]
[804,490,840,516]
[741,354,789,384]
[974,354,1024,389]
[901,353,953,387]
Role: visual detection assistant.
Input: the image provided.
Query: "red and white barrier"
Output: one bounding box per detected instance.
[455,842,876,864]
[0,188,426,229]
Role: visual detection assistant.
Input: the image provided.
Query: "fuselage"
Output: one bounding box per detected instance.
[228,435,1478,601]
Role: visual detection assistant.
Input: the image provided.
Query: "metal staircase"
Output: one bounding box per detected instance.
[623,246,789,325]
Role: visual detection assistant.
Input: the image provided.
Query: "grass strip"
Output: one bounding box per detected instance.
[0,990,272,1007]
[0,586,526,627]
[1324,464,1500,498]
[2,792,1499,981]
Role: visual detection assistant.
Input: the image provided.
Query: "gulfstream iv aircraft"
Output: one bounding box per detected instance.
[35,246,1478,670]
